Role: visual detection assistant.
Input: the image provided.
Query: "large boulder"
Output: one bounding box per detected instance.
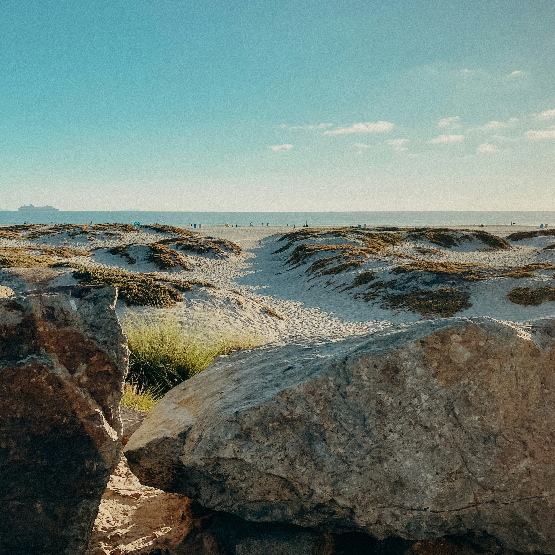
[126,317,555,554]
[0,286,128,555]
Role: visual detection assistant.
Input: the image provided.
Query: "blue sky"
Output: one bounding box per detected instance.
[1,0,554,211]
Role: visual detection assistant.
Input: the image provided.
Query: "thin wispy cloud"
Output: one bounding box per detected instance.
[387,138,409,152]
[535,109,555,120]
[354,143,370,148]
[438,116,461,129]
[427,134,465,144]
[477,143,500,154]
[324,121,394,135]
[507,70,524,79]
[279,123,333,130]
[268,144,294,151]
[525,129,555,140]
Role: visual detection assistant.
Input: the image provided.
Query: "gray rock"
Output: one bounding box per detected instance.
[125,317,555,554]
[120,405,148,445]
[0,286,128,555]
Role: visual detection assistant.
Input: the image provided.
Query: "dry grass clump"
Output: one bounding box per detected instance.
[148,244,190,270]
[120,383,159,413]
[123,312,262,396]
[276,227,404,254]
[502,262,555,278]
[0,225,37,239]
[34,245,90,258]
[507,286,555,306]
[361,231,405,250]
[72,265,184,307]
[70,265,215,307]
[392,260,554,281]
[157,236,242,257]
[92,223,136,233]
[355,280,396,302]
[471,230,511,250]
[108,245,136,265]
[289,241,395,268]
[382,288,472,317]
[408,228,462,248]
[506,229,555,242]
[0,248,57,268]
[25,224,87,239]
[406,228,509,251]
[142,224,192,236]
[345,270,377,290]
[319,259,363,276]
[0,243,93,268]
[392,260,489,281]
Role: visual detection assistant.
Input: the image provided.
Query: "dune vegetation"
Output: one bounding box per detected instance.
[121,312,262,409]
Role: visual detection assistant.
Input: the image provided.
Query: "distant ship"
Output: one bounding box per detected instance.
[18,204,59,212]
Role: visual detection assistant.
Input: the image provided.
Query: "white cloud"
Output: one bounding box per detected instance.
[268,144,294,151]
[438,116,461,129]
[427,134,465,144]
[525,129,555,140]
[459,69,474,75]
[507,70,524,79]
[535,109,555,121]
[324,121,394,135]
[387,138,409,152]
[477,143,500,154]
[280,123,333,130]
[354,143,370,148]
[475,118,518,131]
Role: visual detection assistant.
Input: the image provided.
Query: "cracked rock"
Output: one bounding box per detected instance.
[126,316,555,554]
[0,286,128,555]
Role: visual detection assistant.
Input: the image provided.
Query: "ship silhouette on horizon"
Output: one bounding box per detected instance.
[18,204,60,212]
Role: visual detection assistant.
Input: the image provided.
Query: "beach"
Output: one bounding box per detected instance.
[2,222,553,346]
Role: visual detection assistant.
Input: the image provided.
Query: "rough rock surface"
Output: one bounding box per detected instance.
[0,286,128,555]
[126,317,555,554]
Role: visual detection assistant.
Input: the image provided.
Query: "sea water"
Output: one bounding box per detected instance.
[0,211,554,227]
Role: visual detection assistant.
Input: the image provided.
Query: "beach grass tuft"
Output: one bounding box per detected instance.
[120,383,159,413]
[122,311,262,396]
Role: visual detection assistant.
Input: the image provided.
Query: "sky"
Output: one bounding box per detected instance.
[1,0,554,211]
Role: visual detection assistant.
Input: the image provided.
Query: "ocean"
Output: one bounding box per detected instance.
[1,211,554,227]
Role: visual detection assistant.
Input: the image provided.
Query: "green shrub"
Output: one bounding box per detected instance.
[122,312,262,396]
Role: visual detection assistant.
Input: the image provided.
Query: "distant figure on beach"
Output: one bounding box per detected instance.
[250,222,253,226]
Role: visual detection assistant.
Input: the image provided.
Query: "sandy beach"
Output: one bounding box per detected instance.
[2,222,553,346]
